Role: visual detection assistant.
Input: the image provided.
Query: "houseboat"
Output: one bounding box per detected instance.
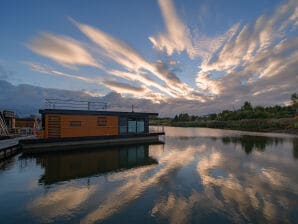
[20,107,164,153]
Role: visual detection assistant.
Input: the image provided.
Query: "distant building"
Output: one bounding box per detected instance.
[2,110,15,129]
[15,118,36,129]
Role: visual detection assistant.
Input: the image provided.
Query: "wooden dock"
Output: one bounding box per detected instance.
[0,135,35,161]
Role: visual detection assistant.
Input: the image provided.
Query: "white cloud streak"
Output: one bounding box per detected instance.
[149,0,196,58]
[26,62,168,102]
[71,19,200,100]
[195,0,298,103]
[24,0,298,114]
[27,33,101,69]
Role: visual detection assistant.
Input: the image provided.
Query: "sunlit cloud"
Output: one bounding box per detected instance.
[26,62,167,102]
[22,0,298,114]
[27,33,101,69]
[25,61,99,83]
[71,19,199,100]
[149,0,196,58]
[103,80,146,94]
[195,0,298,103]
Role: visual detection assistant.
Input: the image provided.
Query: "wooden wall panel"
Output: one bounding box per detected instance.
[15,120,35,128]
[44,114,118,138]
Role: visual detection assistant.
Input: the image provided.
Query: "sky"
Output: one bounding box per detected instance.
[0,0,297,116]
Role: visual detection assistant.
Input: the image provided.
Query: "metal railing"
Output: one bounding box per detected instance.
[0,115,9,136]
[45,99,108,111]
[149,126,165,134]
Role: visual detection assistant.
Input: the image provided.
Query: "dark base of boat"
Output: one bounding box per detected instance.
[20,133,165,154]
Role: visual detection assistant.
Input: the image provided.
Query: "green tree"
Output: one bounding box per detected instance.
[241,101,253,111]
[291,93,298,108]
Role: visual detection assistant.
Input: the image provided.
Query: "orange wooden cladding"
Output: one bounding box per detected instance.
[15,119,35,128]
[44,114,118,139]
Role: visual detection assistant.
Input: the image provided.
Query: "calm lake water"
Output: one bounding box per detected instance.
[1,127,298,224]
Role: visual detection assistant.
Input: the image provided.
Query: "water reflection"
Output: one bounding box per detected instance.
[221,135,284,154]
[24,145,158,185]
[293,138,298,159]
[0,127,298,224]
[28,185,96,223]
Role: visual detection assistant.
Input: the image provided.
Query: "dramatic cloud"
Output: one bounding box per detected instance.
[27,33,100,68]
[20,0,298,115]
[26,62,168,101]
[149,0,196,58]
[195,0,298,105]
[71,19,199,100]
[102,80,147,96]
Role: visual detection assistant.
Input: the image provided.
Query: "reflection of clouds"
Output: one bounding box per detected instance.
[151,192,203,224]
[28,185,95,222]
[195,149,298,223]
[164,126,298,139]
[81,146,199,224]
[106,145,164,182]
[261,169,288,187]
[26,180,39,191]
[21,134,298,224]
[149,135,298,224]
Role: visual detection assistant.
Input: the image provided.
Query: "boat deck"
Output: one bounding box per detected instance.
[20,132,165,154]
[0,135,36,160]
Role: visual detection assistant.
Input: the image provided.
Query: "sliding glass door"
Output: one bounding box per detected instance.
[128,119,144,133]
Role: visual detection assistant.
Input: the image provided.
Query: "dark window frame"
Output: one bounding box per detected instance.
[70,121,82,127]
[97,116,107,126]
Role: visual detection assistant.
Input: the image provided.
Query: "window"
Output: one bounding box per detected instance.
[70,121,81,127]
[136,120,144,133]
[97,116,107,126]
[127,119,145,133]
[128,120,136,133]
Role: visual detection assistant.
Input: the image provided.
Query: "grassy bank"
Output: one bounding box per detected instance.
[150,117,298,135]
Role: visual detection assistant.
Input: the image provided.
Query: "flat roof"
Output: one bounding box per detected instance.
[39,109,158,117]
[16,118,35,121]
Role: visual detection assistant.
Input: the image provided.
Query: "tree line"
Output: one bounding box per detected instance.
[173,93,297,122]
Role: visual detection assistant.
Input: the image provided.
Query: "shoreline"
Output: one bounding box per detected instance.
[165,125,298,136]
[151,117,298,136]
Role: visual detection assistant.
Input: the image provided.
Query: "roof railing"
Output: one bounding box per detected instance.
[45,99,108,111]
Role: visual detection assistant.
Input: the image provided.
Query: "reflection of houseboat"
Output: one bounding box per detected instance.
[20,103,164,153]
[27,144,157,185]
[295,108,298,128]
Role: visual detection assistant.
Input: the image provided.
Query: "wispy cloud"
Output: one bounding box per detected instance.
[195,0,298,104]
[27,33,101,69]
[23,0,298,114]
[102,80,146,96]
[25,61,104,84]
[71,19,199,100]
[26,62,168,102]
[148,0,196,58]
